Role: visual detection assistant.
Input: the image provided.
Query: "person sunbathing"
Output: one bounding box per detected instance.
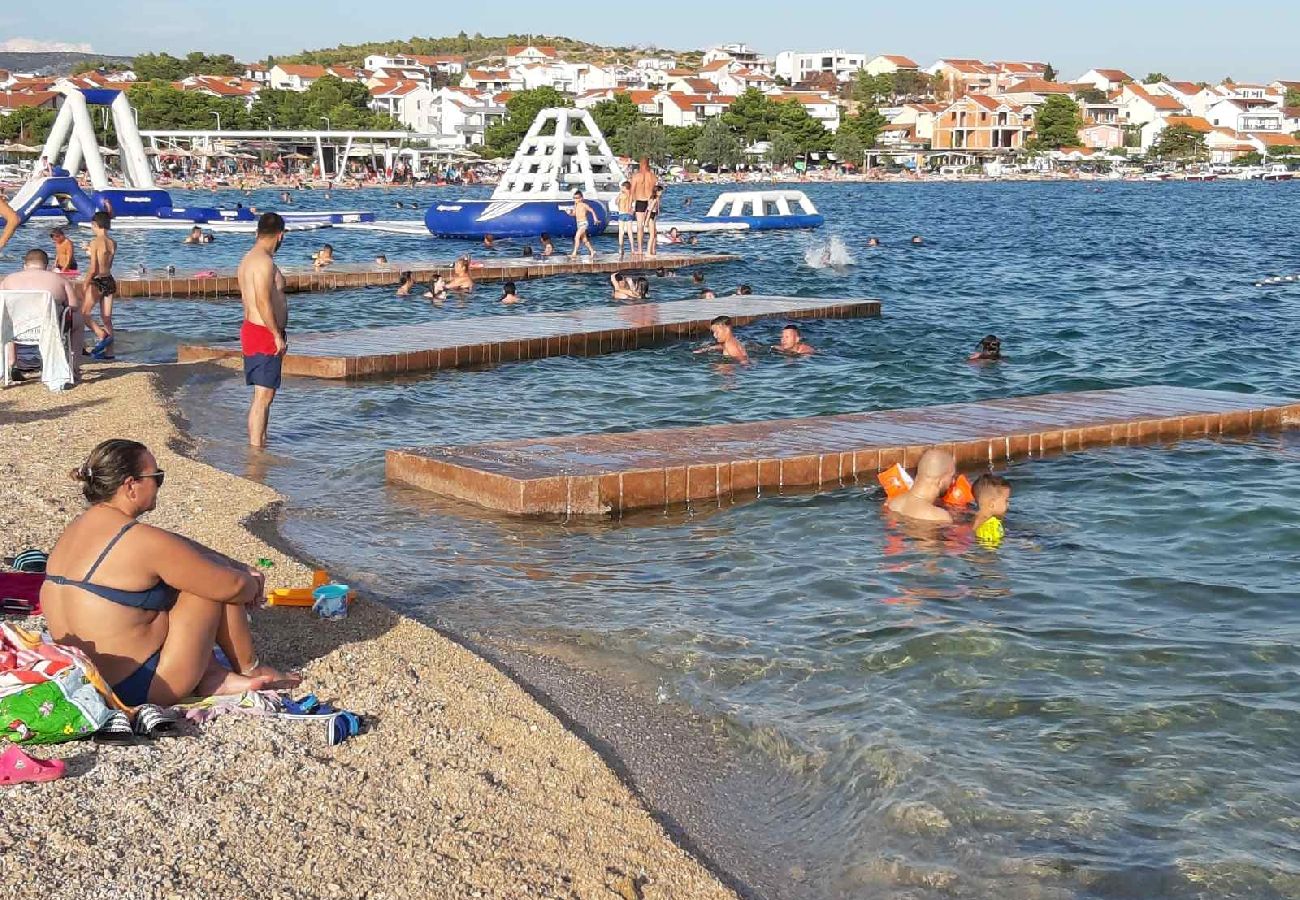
[40,439,300,706]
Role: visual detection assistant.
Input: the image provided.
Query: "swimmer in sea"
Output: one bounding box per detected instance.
[375,255,389,266]
[969,334,1002,361]
[423,274,448,302]
[447,256,474,291]
[483,234,495,249]
[396,271,415,297]
[183,226,204,245]
[540,234,554,257]
[911,235,924,246]
[700,288,716,299]
[773,323,814,355]
[312,244,334,268]
[736,283,753,295]
[694,315,749,364]
[610,272,647,300]
[500,281,522,304]
[867,236,880,247]
[886,449,955,524]
[972,474,1011,547]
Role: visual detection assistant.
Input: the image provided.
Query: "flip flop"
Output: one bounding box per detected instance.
[93,710,145,744]
[0,745,66,784]
[133,704,181,738]
[90,335,114,356]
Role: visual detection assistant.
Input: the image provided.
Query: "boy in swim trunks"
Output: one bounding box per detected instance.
[647,184,664,257]
[83,212,117,358]
[567,191,597,261]
[51,228,78,274]
[972,474,1011,547]
[238,213,288,448]
[615,181,633,258]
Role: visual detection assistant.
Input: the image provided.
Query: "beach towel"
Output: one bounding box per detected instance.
[0,624,118,744]
[0,573,44,616]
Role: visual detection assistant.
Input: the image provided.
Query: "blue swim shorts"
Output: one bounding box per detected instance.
[243,352,283,390]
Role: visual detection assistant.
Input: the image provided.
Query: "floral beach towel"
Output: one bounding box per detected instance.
[0,624,117,745]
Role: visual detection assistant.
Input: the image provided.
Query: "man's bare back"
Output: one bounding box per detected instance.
[237,245,287,334]
[87,233,116,280]
[630,167,657,202]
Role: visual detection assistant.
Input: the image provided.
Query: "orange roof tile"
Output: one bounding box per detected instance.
[1163,115,1213,133]
[881,55,919,68]
[276,64,326,78]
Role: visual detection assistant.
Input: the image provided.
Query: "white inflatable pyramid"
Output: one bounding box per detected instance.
[493,108,626,203]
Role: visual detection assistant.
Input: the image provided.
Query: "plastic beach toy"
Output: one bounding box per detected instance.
[312,584,351,620]
[877,463,914,499]
[267,569,355,607]
[942,474,975,507]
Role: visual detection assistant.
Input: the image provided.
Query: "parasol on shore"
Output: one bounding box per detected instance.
[0,143,40,154]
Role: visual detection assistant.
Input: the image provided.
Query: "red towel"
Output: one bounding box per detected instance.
[0,573,43,615]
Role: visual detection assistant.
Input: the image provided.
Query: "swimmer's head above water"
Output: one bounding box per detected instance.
[972,334,1002,360]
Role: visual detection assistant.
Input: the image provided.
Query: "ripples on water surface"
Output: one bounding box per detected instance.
[115,182,1300,898]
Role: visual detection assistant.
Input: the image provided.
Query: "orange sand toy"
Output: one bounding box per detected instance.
[877,463,914,499]
[942,474,975,507]
[266,569,356,607]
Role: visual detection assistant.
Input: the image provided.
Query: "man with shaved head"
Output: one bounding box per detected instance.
[886,449,957,523]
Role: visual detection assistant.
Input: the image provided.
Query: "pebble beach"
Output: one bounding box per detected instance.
[0,364,736,900]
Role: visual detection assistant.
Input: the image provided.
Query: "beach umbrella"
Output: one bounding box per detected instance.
[98,146,120,156]
[2,143,39,154]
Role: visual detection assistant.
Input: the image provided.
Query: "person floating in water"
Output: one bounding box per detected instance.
[375,255,389,266]
[972,474,1011,547]
[700,288,717,299]
[694,315,750,364]
[312,244,334,268]
[736,284,753,295]
[969,334,1002,361]
[773,323,814,355]
[866,236,880,247]
[910,235,924,246]
[500,281,522,304]
[183,226,205,245]
[540,234,554,257]
[483,234,495,249]
[886,449,955,524]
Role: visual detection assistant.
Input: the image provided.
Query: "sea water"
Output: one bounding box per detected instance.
[101,181,1300,899]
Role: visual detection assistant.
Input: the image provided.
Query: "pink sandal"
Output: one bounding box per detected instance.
[0,745,66,784]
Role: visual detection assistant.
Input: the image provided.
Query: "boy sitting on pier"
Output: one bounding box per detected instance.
[694,316,749,364]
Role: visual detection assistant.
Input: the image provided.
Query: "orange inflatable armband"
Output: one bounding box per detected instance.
[942,474,974,507]
[877,463,914,500]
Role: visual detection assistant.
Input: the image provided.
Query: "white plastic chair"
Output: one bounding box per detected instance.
[0,289,75,391]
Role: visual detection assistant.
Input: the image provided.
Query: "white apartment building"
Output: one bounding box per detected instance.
[775,50,867,84]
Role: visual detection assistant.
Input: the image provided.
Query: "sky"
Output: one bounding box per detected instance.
[2,1,1297,84]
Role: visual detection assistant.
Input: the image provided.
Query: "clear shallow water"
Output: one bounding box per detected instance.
[111,182,1300,898]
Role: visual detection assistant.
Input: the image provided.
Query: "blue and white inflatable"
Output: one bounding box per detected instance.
[425,197,609,239]
[425,108,624,239]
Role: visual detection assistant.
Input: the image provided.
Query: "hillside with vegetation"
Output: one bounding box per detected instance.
[0,50,131,75]
[270,33,700,68]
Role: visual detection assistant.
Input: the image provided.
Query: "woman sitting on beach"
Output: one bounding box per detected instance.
[40,440,299,706]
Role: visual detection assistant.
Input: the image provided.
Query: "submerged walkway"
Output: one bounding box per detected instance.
[178,295,880,378]
[118,252,737,299]
[386,387,1300,516]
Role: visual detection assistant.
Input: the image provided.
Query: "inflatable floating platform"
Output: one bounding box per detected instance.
[657,190,824,233]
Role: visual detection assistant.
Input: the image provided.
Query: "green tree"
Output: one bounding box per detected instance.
[832,127,865,167]
[484,86,571,156]
[839,108,888,148]
[621,120,669,163]
[1043,63,1058,82]
[665,125,702,162]
[1076,87,1108,104]
[1030,95,1083,149]
[247,76,396,132]
[853,71,894,105]
[70,59,110,75]
[1144,72,1170,85]
[721,88,774,143]
[893,70,929,99]
[766,132,799,167]
[1286,88,1300,108]
[1150,123,1206,161]
[695,118,742,169]
[0,106,57,143]
[772,99,831,153]
[590,93,643,154]
[133,52,188,81]
[128,82,252,131]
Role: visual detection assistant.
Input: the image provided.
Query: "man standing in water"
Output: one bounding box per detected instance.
[630,157,657,256]
[238,213,288,448]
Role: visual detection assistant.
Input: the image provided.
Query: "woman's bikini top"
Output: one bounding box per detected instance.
[45,521,177,611]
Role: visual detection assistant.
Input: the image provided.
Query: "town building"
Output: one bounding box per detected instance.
[774,50,867,84]
[1074,69,1134,92]
[931,94,1031,150]
[863,55,920,77]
